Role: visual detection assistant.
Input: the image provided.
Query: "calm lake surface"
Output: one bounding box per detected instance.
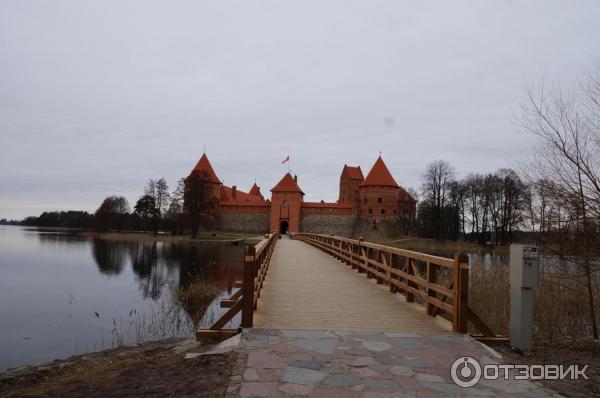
[0,226,244,372]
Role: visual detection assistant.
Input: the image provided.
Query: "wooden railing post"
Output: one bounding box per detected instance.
[426,262,437,316]
[351,241,357,270]
[358,237,365,273]
[453,253,469,333]
[376,249,383,284]
[406,258,415,302]
[241,245,256,328]
[389,253,396,293]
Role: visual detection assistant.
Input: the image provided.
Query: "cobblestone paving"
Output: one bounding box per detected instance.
[225,329,561,398]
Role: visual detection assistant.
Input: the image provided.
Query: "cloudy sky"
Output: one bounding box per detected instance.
[1,1,599,219]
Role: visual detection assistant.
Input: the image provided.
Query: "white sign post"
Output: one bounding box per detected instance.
[509,244,539,351]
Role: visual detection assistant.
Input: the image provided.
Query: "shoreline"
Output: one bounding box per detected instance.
[2,225,264,245]
[79,231,264,245]
[2,225,579,255]
[0,337,238,397]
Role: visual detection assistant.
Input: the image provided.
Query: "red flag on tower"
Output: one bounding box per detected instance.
[282,155,289,164]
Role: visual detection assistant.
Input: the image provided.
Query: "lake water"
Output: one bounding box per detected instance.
[0,226,244,372]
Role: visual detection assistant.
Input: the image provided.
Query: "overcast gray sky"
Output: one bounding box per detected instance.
[1,1,599,219]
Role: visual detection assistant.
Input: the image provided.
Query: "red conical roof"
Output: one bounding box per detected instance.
[191,153,220,183]
[361,156,399,187]
[271,173,304,194]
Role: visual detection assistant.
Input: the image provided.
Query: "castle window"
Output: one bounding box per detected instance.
[378,197,382,203]
[364,198,368,204]
[380,209,385,215]
[368,208,372,214]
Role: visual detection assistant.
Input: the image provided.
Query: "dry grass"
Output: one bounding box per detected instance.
[534,266,600,340]
[469,259,510,335]
[173,276,220,326]
[104,298,197,349]
[389,238,509,255]
[105,277,221,349]
[468,257,600,341]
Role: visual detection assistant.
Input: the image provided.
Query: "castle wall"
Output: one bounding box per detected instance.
[301,205,354,216]
[300,214,357,237]
[217,204,270,233]
[353,217,406,241]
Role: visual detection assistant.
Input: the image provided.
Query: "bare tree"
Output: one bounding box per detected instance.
[464,174,484,239]
[420,160,456,240]
[145,178,170,235]
[519,63,600,339]
[449,180,467,238]
[94,195,130,232]
[166,178,186,234]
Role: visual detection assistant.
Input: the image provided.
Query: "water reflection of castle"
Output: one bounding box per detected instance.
[90,239,244,299]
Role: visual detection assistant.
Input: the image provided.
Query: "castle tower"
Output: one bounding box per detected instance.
[187,152,222,205]
[338,164,364,208]
[270,173,304,233]
[359,156,400,218]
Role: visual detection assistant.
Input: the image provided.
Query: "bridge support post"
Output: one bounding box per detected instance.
[241,246,256,328]
[453,253,469,333]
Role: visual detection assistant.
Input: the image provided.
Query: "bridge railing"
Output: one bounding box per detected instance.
[196,231,278,341]
[294,233,496,338]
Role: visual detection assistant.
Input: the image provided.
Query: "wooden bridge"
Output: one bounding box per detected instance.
[197,233,497,340]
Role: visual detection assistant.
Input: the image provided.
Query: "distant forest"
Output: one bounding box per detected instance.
[1,211,93,228]
[1,169,217,239]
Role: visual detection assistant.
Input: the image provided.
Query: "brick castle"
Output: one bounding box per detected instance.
[188,153,416,239]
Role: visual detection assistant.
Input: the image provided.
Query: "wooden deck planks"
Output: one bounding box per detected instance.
[253,238,453,332]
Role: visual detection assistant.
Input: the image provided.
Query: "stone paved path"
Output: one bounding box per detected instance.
[225,329,560,398]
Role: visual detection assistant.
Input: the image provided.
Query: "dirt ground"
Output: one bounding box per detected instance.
[0,339,237,398]
[494,340,600,398]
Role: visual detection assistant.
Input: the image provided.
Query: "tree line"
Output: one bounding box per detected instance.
[2,169,217,239]
[417,60,600,253]
[93,169,217,238]
[417,161,530,247]
[1,211,94,228]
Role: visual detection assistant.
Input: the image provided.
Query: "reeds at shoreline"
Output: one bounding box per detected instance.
[469,257,600,341]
